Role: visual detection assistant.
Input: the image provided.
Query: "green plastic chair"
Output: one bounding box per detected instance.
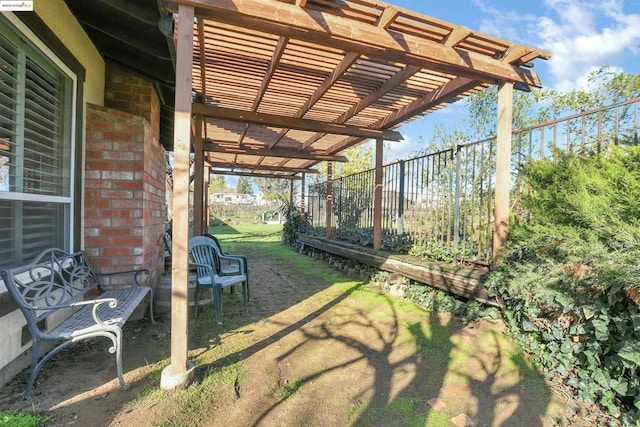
[204,233,250,301]
[188,236,248,325]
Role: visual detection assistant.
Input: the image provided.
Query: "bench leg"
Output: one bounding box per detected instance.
[148,287,155,324]
[108,327,129,390]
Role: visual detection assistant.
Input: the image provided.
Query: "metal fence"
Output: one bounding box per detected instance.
[306,97,640,265]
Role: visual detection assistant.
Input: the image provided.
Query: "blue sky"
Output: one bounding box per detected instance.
[382,0,640,162]
[224,0,640,190]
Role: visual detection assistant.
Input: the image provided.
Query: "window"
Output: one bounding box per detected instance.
[0,16,75,269]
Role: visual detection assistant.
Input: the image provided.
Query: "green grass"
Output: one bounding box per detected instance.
[0,410,51,427]
[209,223,282,243]
[276,377,304,400]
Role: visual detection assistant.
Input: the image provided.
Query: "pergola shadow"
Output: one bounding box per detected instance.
[177,238,558,426]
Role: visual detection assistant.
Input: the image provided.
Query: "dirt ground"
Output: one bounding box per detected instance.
[0,244,575,426]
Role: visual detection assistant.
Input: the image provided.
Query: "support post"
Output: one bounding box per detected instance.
[493,81,513,266]
[326,162,333,238]
[204,165,211,231]
[373,138,383,250]
[289,179,294,206]
[161,4,195,391]
[300,173,306,219]
[193,116,204,236]
[397,160,405,244]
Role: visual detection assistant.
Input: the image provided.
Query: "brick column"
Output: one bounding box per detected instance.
[84,105,166,289]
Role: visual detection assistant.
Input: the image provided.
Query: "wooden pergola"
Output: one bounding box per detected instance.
[161,0,550,389]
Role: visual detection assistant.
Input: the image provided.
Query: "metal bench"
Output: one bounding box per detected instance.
[0,248,154,397]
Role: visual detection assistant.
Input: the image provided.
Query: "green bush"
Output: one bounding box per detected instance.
[487,146,640,425]
[280,201,309,246]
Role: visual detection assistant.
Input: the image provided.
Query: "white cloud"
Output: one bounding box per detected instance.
[384,134,416,163]
[472,0,640,92]
[534,0,640,92]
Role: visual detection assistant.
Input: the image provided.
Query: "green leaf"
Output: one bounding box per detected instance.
[555,293,573,309]
[592,319,610,341]
[560,339,573,354]
[583,306,596,320]
[618,341,640,366]
[593,369,610,388]
[521,319,536,332]
[551,326,564,340]
[610,378,629,396]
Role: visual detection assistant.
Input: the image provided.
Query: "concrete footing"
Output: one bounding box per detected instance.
[160,362,195,391]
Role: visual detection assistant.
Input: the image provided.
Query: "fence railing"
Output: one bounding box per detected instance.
[306,96,640,265]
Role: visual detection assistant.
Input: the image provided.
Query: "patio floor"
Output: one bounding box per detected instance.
[0,227,572,426]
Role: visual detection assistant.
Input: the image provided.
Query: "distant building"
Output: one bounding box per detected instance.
[210,192,270,206]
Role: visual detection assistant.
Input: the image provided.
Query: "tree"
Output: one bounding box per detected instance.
[209,174,230,193]
[463,66,640,142]
[546,66,640,118]
[255,177,290,203]
[236,176,253,194]
[314,144,374,183]
[464,85,551,140]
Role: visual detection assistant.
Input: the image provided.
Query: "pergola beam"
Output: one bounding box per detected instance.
[179,0,547,87]
[203,141,349,162]
[193,104,403,141]
[269,51,361,149]
[206,161,319,174]
[209,169,302,180]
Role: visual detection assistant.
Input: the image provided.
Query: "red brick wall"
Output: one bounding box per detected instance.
[84,104,166,288]
[104,63,161,142]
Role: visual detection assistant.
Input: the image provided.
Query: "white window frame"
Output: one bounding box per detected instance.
[0,13,77,280]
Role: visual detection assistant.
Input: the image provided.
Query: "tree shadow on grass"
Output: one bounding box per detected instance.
[185,243,556,426]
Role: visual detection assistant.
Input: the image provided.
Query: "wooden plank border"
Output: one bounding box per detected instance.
[298,234,496,306]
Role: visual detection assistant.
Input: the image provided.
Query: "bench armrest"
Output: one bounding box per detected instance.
[31,297,117,312]
[96,269,150,286]
[32,297,119,325]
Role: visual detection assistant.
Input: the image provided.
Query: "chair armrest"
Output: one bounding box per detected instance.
[218,255,245,275]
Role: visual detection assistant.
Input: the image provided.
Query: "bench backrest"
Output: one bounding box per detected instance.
[0,248,103,329]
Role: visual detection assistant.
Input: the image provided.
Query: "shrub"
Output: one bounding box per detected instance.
[280,201,309,246]
[487,146,640,424]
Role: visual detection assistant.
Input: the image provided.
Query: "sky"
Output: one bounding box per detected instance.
[381,0,640,162]
[222,0,640,190]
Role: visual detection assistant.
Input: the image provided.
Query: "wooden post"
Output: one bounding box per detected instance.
[289,179,294,206]
[300,173,306,218]
[204,165,211,231]
[193,116,204,236]
[373,138,383,250]
[326,162,333,238]
[493,81,513,266]
[161,4,194,391]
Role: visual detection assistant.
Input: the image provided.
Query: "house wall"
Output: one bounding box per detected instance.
[0,5,107,389]
[0,9,167,387]
[34,0,105,106]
